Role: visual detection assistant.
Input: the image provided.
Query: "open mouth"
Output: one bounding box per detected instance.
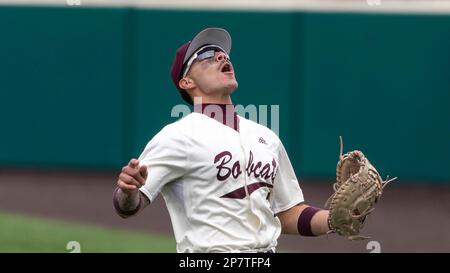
[221,63,232,73]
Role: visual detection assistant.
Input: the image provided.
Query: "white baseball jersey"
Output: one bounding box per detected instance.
[138,109,304,253]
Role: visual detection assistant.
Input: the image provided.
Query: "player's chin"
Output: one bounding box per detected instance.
[224,80,238,93]
[215,77,238,93]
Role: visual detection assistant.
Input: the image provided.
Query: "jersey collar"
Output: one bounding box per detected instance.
[194,103,239,132]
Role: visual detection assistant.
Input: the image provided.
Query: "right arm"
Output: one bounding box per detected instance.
[113,159,150,218]
[113,125,188,218]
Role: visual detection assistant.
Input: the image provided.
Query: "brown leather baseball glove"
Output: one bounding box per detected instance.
[325,137,396,240]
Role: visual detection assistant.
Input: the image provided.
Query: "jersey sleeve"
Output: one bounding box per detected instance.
[270,140,304,214]
[138,125,188,203]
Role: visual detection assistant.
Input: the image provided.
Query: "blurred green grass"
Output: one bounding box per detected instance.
[0,211,176,252]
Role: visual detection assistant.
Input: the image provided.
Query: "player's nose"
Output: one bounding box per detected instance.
[215,51,229,63]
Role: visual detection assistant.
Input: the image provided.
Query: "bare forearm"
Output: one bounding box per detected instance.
[278,204,306,234]
[278,204,330,236]
[310,209,330,236]
[114,159,150,218]
[118,188,140,209]
[113,188,142,218]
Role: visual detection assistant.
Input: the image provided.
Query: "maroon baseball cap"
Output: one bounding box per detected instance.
[170,28,232,104]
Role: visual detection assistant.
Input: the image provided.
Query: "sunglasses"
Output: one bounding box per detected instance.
[182,45,230,78]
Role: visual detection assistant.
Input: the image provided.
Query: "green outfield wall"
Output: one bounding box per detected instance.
[0,6,449,182]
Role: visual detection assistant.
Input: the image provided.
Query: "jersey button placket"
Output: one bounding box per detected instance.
[238,131,261,248]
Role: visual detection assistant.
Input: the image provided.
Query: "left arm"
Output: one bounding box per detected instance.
[271,140,330,236]
[276,203,330,236]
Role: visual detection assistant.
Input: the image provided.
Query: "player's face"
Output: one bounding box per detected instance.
[188,50,238,95]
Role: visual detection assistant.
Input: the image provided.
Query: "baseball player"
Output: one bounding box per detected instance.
[113,28,331,253]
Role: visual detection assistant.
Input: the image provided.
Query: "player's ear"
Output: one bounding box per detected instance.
[179,77,196,90]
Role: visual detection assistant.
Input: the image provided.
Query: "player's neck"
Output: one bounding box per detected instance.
[193,103,238,132]
[192,94,232,105]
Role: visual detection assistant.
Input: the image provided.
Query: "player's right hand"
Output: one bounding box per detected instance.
[117,158,148,193]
